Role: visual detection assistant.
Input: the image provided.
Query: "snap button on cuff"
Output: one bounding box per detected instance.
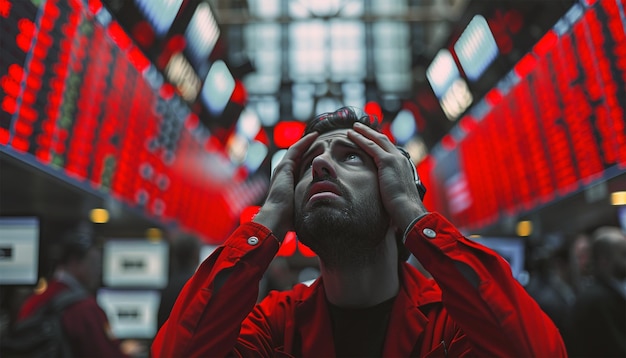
[247,236,259,245]
[423,228,436,238]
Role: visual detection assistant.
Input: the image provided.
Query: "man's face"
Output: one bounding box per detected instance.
[293,129,390,268]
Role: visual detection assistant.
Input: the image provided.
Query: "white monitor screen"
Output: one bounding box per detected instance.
[97,289,160,339]
[134,0,183,36]
[103,240,168,288]
[184,2,220,65]
[0,217,39,285]
[201,60,235,116]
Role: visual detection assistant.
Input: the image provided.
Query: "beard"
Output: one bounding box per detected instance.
[294,183,389,270]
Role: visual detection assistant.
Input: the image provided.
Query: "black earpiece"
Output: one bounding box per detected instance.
[397,147,427,200]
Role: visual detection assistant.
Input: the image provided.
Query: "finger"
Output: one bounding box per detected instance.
[348,127,413,178]
[347,126,392,162]
[283,131,319,162]
[351,122,396,152]
[271,132,319,179]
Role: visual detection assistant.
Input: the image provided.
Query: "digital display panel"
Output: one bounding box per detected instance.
[134,0,182,37]
[1,0,251,243]
[103,240,168,288]
[97,289,160,339]
[0,217,39,284]
[454,15,499,82]
[201,60,235,116]
[184,2,220,68]
[428,0,626,230]
[0,0,40,144]
[426,49,460,99]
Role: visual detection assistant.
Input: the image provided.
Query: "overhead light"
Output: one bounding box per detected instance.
[454,15,499,81]
[243,140,268,173]
[226,133,248,165]
[236,108,261,140]
[146,228,163,242]
[201,60,235,116]
[185,2,220,64]
[611,191,626,206]
[134,0,183,36]
[440,78,473,121]
[390,109,416,144]
[516,220,532,237]
[164,53,201,102]
[426,49,459,99]
[90,208,109,224]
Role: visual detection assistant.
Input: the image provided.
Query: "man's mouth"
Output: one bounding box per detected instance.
[307,181,342,203]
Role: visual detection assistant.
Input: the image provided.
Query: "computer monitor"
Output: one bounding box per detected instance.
[97,289,161,339]
[0,217,39,285]
[102,240,168,288]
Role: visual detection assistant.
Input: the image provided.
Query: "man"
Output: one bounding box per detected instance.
[565,226,626,357]
[17,231,131,357]
[152,107,566,357]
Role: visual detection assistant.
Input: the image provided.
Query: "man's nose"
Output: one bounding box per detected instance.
[311,153,337,180]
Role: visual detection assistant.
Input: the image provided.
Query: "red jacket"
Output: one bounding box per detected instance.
[18,280,128,358]
[153,213,566,357]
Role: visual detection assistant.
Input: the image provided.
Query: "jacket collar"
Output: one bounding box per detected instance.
[293,263,442,357]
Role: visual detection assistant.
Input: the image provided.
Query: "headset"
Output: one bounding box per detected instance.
[397,147,427,201]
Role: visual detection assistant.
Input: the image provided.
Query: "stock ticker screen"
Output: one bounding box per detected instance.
[0,0,249,241]
[430,0,626,230]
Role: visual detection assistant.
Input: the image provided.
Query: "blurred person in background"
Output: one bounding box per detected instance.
[152,107,566,357]
[568,232,594,293]
[17,229,138,357]
[157,234,200,329]
[524,243,575,333]
[565,226,626,357]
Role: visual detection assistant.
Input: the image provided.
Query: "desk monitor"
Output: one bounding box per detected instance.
[97,289,160,339]
[0,217,39,285]
[103,240,168,288]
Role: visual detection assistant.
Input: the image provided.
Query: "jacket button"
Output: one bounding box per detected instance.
[247,236,259,245]
[423,228,436,238]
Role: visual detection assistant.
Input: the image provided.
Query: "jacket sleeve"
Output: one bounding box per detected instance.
[405,213,567,357]
[151,222,280,358]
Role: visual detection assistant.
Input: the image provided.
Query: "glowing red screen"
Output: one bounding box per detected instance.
[423,0,626,230]
[0,0,261,242]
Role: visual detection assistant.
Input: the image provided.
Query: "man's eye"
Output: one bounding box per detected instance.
[346,153,361,162]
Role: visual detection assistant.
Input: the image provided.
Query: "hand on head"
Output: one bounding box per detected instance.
[347,122,427,233]
[253,131,319,241]
[254,113,427,241]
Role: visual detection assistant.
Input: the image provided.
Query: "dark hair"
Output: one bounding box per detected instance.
[304,106,380,136]
[57,230,94,265]
[302,106,411,262]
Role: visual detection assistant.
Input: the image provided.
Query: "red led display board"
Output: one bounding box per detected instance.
[423,0,626,231]
[0,0,263,242]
